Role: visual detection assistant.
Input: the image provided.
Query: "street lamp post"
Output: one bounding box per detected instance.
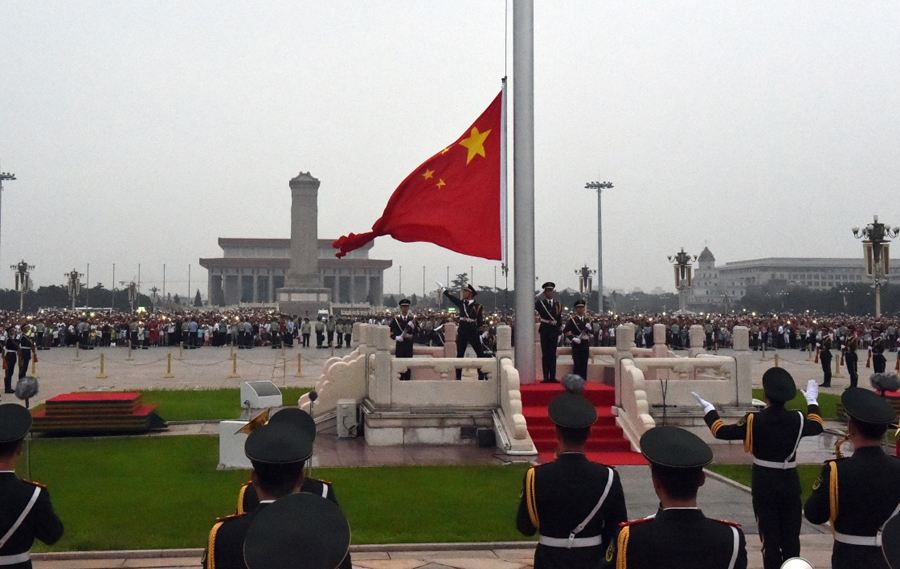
[585,181,613,313]
[667,248,697,313]
[10,260,34,312]
[838,286,852,309]
[574,264,597,305]
[0,164,17,272]
[65,269,84,311]
[852,215,899,318]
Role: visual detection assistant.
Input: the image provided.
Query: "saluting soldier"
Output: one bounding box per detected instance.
[517,392,627,568]
[0,404,64,568]
[389,299,416,381]
[535,282,562,383]
[611,426,747,569]
[442,284,487,380]
[692,368,824,569]
[804,387,900,569]
[564,299,593,380]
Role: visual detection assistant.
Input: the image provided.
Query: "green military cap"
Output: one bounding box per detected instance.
[245,421,313,465]
[842,387,896,425]
[548,393,597,429]
[882,512,900,569]
[640,425,713,468]
[762,367,797,403]
[267,408,317,442]
[0,404,31,443]
[243,492,350,569]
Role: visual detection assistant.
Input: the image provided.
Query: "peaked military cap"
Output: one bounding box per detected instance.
[465,284,478,296]
[245,421,313,465]
[243,492,350,569]
[541,282,556,290]
[398,299,411,307]
[882,512,900,569]
[0,404,31,443]
[573,299,586,308]
[842,387,896,425]
[762,367,797,403]
[267,407,317,442]
[640,425,713,468]
[548,392,597,429]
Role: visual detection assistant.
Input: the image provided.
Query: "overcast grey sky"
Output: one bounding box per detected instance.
[2,1,899,298]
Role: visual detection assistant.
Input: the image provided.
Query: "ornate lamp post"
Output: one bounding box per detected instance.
[585,180,613,313]
[838,286,852,309]
[667,248,697,313]
[0,164,16,270]
[120,280,137,313]
[852,215,899,317]
[574,264,597,305]
[65,268,83,310]
[10,259,34,312]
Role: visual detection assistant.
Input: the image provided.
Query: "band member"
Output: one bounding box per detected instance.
[443,284,487,380]
[535,282,561,383]
[389,299,416,381]
[819,331,833,387]
[564,300,593,380]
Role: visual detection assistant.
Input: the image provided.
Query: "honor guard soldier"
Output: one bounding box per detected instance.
[243,493,351,569]
[611,426,747,569]
[536,282,562,383]
[235,409,343,515]
[881,514,900,569]
[693,368,824,569]
[564,300,593,380]
[17,330,34,380]
[442,284,487,380]
[516,392,627,568]
[804,387,900,569]
[844,332,860,389]
[873,333,888,374]
[0,404,64,568]
[819,331,833,387]
[3,332,18,395]
[389,299,416,381]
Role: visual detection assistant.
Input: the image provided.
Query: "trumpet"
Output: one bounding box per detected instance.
[833,431,850,459]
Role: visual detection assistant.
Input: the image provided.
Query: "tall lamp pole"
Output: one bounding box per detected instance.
[0,164,17,274]
[852,215,899,318]
[65,269,84,311]
[11,260,34,312]
[585,181,613,313]
[574,264,597,303]
[668,248,697,313]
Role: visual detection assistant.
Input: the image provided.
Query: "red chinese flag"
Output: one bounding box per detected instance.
[333,92,502,260]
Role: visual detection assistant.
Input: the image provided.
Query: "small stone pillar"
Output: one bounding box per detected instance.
[351,322,364,349]
[614,324,636,408]
[652,323,668,358]
[533,322,543,382]
[495,325,513,361]
[443,323,458,358]
[689,325,705,357]
[732,326,752,405]
[368,326,392,407]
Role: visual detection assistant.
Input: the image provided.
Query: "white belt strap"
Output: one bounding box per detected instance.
[832,500,900,547]
[0,552,31,566]
[753,411,804,470]
[727,526,740,569]
[0,486,40,550]
[321,484,329,499]
[540,467,615,549]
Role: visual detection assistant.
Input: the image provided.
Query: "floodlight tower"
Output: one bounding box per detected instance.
[852,215,899,317]
[585,180,613,313]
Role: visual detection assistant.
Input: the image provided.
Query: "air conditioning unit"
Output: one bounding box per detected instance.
[336,399,359,438]
[241,381,283,410]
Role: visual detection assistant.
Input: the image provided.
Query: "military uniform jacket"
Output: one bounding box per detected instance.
[0,473,63,569]
[704,406,823,498]
[613,508,747,569]
[389,315,416,343]
[563,316,593,346]
[204,505,261,569]
[516,453,627,569]
[443,292,483,333]
[535,297,562,333]
[804,446,900,569]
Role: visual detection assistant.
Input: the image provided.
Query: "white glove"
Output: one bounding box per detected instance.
[572,337,581,344]
[480,332,489,341]
[803,379,818,406]
[691,391,715,414]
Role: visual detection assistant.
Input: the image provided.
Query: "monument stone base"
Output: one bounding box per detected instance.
[276,287,331,318]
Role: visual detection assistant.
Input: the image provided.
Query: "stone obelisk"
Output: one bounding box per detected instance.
[276,171,330,316]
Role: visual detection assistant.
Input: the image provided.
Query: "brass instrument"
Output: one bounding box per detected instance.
[833,431,850,459]
[236,408,271,434]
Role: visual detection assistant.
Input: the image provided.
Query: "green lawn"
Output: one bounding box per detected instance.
[707,464,822,502]
[751,388,839,420]
[32,387,310,422]
[19,436,530,551]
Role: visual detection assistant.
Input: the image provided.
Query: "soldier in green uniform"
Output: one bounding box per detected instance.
[0,404,64,568]
[516,392,627,568]
[692,368,824,569]
[804,387,900,569]
[611,426,747,569]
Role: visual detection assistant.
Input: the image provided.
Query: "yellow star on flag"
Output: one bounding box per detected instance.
[435,178,446,190]
[458,126,491,165]
[422,169,435,180]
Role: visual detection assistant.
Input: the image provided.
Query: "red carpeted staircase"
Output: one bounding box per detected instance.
[521,382,646,465]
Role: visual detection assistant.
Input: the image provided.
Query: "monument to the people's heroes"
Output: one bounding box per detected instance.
[276,171,332,316]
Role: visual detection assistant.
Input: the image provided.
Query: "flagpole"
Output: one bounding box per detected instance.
[513,0,536,384]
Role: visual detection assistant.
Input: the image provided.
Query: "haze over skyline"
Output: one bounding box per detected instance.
[2,1,899,300]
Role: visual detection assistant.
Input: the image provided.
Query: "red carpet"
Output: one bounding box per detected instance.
[32,392,166,434]
[522,382,646,466]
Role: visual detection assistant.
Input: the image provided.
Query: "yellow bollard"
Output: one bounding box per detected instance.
[178,342,184,361]
[774,353,780,368]
[164,353,174,378]
[96,353,108,379]
[75,342,81,361]
[227,352,240,379]
[30,355,38,379]
[833,353,844,378]
[127,340,134,361]
[296,353,302,378]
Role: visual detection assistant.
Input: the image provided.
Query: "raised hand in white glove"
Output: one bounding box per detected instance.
[803,379,818,406]
[691,391,716,415]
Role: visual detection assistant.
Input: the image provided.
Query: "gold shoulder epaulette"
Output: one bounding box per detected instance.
[712,518,742,528]
[619,516,654,528]
[215,512,246,523]
[23,479,47,489]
